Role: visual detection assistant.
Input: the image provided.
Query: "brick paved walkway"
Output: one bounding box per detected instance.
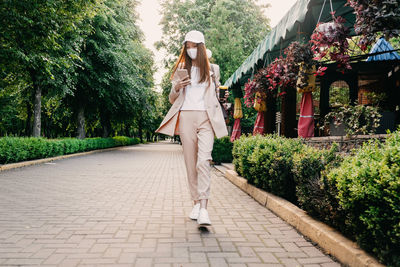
[0,142,341,267]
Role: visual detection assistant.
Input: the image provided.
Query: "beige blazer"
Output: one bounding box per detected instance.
[155,65,228,138]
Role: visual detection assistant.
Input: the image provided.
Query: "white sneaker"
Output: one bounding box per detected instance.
[197,208,211,225]
[189,203,200,220]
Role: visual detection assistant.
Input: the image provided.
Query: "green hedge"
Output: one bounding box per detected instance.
[292,144,349,236]
[233,135,303,203]
[0,136,140,164]
[328,133,400,265]
[249,135,304,203]
[232,134,264,177]
[232,131,400,266]
[212,136,233,164]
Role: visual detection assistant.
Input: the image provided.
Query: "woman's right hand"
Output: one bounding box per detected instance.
[175,75,191,92]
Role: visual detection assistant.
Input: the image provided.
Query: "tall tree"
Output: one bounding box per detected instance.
[67,0,155,138]
[0,0,102,137]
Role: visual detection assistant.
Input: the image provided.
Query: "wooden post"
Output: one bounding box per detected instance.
[264,90,276,134]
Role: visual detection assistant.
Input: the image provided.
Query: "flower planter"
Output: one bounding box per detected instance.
[329,118,346,136]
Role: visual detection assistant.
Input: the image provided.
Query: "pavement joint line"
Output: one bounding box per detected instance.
[0,146,127,172]
[219,167,384,267]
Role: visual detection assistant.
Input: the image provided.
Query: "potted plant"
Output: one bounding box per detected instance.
[321,101,382,136]
[310,14,351,74]
[364,91,397,134]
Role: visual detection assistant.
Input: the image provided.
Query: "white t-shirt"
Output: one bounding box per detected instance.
[180,66,208,111]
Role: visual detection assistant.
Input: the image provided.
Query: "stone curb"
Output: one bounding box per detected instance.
[0,146,125,172]
[223,169,384,267]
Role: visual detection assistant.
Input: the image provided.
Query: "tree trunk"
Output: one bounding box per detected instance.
[32,84,41,137]
[76,107,86,139]
[102,124,109,138]
[25,99,32,137]
[125,124,130,137]
[101,114,111,138]
[138,119,143,143]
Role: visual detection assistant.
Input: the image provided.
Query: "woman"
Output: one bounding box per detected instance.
[155,30,228,225]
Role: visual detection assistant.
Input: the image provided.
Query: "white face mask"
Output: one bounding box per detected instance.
[186,48,197,59]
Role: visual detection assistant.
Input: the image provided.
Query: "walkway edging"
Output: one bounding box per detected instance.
[224,169,384,267]
[0,146,124,172]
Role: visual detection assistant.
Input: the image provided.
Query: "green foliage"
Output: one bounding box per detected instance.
[232,134,264,177]
[206,0,270,82]
[0,0,160,140]
[232,129,400,265]
[0,0,101,84]
[239,101,258,133]
[323,103,382,136]
[0,136,139,164]
[292,144,348,234]
[212,136,233,164]
[0,0,103,136]
[327,131,400,265]
[68,0,157,137]
[329,84,350,106]
[160,70,174,116]
[248,136,304,203]
[233,135,303,203]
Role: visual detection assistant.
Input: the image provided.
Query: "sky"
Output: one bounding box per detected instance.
[137,0,298,90]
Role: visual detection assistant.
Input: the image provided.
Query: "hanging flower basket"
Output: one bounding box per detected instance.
[244,67,270,107]
[311,15,351,74]
[233,98,243,119]
[253,92,267,112]
[296,64,316,93]
[243,80,258,108]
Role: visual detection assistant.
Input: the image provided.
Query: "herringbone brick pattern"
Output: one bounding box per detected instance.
[0,142,341,266]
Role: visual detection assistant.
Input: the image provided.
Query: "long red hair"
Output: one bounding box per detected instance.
[171,43,210,85]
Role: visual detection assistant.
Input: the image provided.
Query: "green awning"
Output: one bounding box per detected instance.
[224,0,355,88]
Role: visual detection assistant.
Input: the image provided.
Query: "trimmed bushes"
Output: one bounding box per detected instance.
[232,134,264,177]
[212,136,233,164]
[232,131,400,266]
[328,134,400,265]
[292,144,349,235]
[0,136,140,164]
[233,135,303,203]
[248,136,304,203]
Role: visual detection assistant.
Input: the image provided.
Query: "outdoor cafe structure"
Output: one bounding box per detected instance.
[224,0,400,139]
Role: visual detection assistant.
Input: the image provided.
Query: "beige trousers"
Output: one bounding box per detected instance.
[179,111,214,200]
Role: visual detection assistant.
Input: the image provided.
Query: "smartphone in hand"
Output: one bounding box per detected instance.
[176,69,189,80]
[219,86,228,99]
